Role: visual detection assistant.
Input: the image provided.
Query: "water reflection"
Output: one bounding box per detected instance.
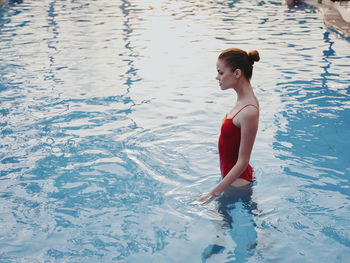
[271,23,350,259]
[0,0,157,260]
[321,31,336,88]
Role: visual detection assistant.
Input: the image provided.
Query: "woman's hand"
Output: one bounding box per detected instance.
[195,192,215,205]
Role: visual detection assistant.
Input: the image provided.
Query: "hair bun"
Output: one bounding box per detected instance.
[248,50,260,65]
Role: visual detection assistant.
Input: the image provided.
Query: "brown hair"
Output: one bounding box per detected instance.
[218,48,260,80]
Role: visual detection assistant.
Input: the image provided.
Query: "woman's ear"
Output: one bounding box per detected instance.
[234,69,242,79]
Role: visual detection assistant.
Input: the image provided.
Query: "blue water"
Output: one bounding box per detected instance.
[1,0,350,262]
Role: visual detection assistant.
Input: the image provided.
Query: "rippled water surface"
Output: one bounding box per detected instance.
[1,0,350,262]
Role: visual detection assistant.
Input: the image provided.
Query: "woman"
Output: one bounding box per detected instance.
[196,48,260,204]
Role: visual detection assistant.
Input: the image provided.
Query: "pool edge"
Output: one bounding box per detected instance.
[301,0,350,39]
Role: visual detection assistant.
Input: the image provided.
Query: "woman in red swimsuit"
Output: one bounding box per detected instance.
[196,48,260,204]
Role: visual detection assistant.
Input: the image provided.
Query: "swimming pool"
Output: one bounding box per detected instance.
[1,0,349,262]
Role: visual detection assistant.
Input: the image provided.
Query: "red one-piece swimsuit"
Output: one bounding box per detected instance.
[218,104,257,182]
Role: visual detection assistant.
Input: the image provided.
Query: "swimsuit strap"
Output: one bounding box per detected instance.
[232,104,258,120]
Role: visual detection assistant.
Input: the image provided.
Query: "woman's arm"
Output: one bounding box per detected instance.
[196,107,258,204]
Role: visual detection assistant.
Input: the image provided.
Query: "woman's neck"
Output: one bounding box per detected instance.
[234,78,254,102]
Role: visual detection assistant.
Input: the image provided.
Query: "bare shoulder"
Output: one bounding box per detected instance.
[245,104,259,113]
[241,104,259,121]
[233,104,259,128]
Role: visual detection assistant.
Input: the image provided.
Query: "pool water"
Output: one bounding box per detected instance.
[1,0,350,262]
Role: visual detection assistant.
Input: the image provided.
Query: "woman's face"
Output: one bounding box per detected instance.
[216,59,237,90]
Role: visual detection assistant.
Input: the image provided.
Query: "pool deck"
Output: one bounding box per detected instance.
[302,0,350,38]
